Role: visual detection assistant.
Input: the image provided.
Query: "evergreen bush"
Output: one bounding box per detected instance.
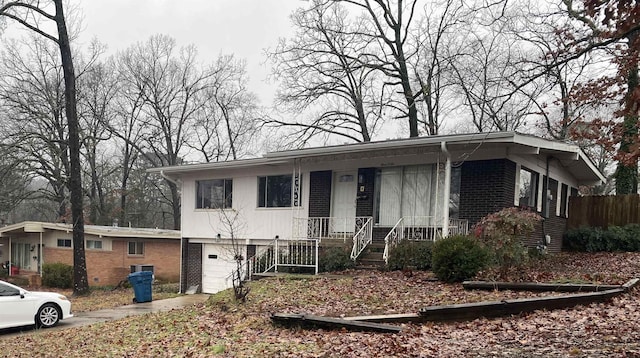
[386,240,433,271]
[432,235,490,283]
[563,224,640,252]
[42,262,73,289]
[319,247,355,272]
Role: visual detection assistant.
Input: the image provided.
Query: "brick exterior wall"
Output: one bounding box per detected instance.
[43,239,180,286]
[459,159,517,226]
[356,168,375,217]
[459,160,567,253]
[180,239,202,293]
[309,171,332,218]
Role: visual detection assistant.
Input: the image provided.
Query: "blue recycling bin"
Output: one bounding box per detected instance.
[128,271,153,303]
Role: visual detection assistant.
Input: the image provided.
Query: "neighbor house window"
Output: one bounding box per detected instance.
[86,240,103,250]
[196,179,232,209]
[519,167,538,208]
[57,239,72,248]
[257,174,302,208]
[128,241,144,255]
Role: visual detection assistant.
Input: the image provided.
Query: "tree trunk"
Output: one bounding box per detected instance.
[54,0,89,295]
[615,62,639,195]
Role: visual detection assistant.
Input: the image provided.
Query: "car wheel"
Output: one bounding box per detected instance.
[36,303,60,328]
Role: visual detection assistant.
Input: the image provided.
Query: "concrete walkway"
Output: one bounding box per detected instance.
[0,294,210,338]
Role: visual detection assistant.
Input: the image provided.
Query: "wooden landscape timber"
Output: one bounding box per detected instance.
[462,281,621,292]
[270,313,402,333]
[273,279,639,330]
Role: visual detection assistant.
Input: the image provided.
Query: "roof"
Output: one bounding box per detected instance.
[149,131,605,186]
[0,221,180,239]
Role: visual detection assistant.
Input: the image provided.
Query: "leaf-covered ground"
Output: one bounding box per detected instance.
[2,252,640,357]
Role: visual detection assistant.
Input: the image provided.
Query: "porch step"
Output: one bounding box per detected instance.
[355,249,385,270]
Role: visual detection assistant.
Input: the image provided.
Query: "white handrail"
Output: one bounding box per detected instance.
[382,217,405,264]
[350,217,373,260]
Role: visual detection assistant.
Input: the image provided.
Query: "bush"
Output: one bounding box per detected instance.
[563,224,640,252]
[42,262,73,289]
[386,240,433,271]
[474,207,542,274]
[432,235,490,283]
[319,247,355,272]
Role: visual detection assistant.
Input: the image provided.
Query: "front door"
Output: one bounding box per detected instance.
[331,171,357,234]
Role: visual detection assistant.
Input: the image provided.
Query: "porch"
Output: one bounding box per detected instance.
[244,216,469,278]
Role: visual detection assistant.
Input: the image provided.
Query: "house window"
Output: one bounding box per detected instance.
[257,174,302,208]
[57,239,72,248]
[374,165,444,226]
[196,179,232,209]
[449,166,461,219]
[86,240,103,250]
[560,184,569,217]
[128,241,144,255]
[519,167,538,209]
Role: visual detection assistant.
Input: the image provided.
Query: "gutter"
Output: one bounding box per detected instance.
[160,170,181,187]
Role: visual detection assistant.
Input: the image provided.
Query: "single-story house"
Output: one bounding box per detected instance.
[0,221,181,286]
[150,132,605,294]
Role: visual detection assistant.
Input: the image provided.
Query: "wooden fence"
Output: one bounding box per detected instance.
[568,194,640,229]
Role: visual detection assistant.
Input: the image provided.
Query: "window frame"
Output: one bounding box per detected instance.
[128,241,144,256]
[86,240,103,250]
[518,167,538,209]
[196,179,233,209]
[257,174,302,208]
[57,239,72,248]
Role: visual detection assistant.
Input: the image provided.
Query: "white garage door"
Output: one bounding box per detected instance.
[202,244,239,294]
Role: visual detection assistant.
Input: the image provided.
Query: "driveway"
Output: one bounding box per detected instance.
[0,294,209,338]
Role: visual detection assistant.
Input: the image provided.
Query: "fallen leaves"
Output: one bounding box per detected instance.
[1,252,640,357]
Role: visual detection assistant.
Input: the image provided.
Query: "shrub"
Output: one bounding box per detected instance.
[386,240,433,271]
[432,235,490,283]
[42,262,73,289]
[319,247,355,272]
[563,224,640,252]
[474,207,542,274]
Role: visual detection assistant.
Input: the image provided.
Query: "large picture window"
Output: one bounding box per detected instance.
[258,174,302,208]
[519,167,538,208]
[196,179,232,209]
[374,165,444,226]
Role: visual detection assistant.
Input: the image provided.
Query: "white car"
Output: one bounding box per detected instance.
[0,280,73,329]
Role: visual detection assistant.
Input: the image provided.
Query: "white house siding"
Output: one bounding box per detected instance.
[181,167,310,241]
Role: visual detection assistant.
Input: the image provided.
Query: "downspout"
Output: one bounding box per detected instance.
[542,157,552,248]
[440,142,451,238]
[160,170,180,187]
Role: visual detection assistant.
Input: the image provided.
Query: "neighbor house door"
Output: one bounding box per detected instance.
[331,171,357,233]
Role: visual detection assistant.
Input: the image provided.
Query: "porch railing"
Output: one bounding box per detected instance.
[292,216,371,241]
[349,217,373,260]
[248,237,319,279]
[383,217,469,264]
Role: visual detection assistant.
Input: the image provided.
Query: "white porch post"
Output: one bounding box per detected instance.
[8,237,11,276]
[440,142,451,238]
[39,232,43,276]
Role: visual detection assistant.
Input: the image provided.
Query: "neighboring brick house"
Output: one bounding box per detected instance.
[0,222,180,286]
[150,132,605,294]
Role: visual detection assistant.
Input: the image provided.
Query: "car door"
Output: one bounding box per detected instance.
[0,282,35,329]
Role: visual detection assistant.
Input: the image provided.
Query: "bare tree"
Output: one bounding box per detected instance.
[190,55,261,161]
[268,2,385,143]
[0,0,89,295]
[116,34,219,229]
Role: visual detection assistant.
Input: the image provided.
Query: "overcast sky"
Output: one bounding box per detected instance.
[76,0,303,104]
